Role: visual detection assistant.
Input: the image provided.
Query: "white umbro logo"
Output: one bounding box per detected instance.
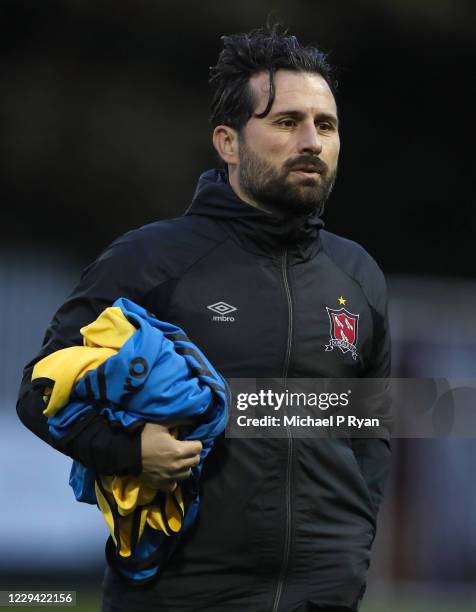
[207,301,237,322]
[207,302,237,315]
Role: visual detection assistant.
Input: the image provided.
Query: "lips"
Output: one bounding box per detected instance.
[291,167,321,179]
[292,166,321,173]
[286,156,327,180]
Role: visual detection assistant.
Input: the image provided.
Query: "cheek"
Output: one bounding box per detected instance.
[264,137,295,169]
[324,138,340,166]
[246,125,292,158]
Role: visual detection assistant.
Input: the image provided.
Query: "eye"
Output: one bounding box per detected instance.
[277,119,296,128]
[317,121,334,132]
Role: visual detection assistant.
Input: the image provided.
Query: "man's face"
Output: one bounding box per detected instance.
[237,70,340,215]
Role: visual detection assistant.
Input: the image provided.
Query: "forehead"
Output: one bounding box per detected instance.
[249,69,337,117]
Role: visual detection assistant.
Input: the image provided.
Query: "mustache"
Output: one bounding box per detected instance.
[284,155,328,174]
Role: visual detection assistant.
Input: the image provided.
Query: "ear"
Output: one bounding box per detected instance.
[212,125,239,165]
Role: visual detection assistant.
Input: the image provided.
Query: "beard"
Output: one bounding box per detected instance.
[237,137,338,216]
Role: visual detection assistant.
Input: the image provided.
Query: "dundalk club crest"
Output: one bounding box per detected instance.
[325,307,359,360]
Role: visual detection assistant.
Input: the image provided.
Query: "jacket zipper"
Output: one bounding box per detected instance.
[271,249,294,612]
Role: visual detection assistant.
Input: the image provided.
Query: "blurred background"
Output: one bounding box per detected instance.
[2,0,476,610]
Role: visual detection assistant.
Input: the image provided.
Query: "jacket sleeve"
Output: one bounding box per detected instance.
[17,371,142,475]
[351,275,392,518]
[16,229,166,476]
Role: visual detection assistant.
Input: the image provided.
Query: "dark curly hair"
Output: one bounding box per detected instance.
[209,24,337,131]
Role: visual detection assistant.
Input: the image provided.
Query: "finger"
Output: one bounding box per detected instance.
[172,468,193,481]
[176,440,203,457]
[169,457,199,477]
[174,454,201,471]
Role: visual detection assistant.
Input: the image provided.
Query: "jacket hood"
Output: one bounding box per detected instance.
[185,169,324,260]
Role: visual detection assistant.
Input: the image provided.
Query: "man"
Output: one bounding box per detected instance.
[17,26,391,612]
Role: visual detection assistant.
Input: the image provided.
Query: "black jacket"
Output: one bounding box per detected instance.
[17,169,391,612]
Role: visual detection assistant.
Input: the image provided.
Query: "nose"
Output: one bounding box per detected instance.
[297,121,322,155]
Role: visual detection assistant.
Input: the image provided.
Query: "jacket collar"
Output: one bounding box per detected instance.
[185,168,324,261]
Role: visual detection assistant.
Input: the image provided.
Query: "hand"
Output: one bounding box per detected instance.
[140,423,202,492]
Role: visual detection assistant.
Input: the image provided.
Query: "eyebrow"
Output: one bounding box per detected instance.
[269,109,339,127]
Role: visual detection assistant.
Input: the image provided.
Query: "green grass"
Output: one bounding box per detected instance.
[73,586,101,611]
